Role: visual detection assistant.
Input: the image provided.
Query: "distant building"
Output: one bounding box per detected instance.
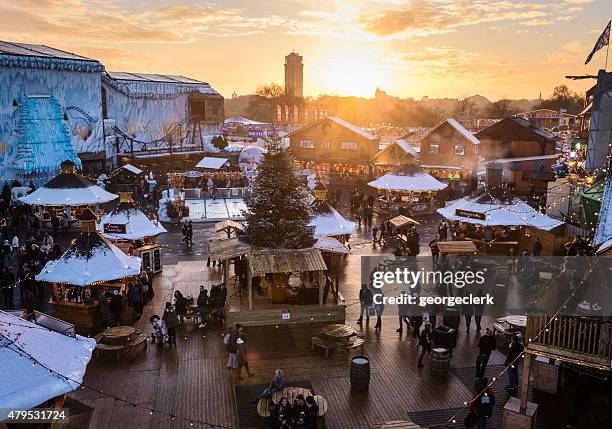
[515,108,577,130]
[417,118,481,194]
[285,116,378,172]
[284,52,303,97]
[475,116,560,194]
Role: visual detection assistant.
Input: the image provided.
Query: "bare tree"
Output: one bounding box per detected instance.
[255,83,285,98]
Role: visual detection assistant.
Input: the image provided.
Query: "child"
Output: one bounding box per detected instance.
[150,315,167,345]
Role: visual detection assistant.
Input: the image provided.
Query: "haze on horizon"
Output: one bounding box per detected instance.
[0,0,609,100]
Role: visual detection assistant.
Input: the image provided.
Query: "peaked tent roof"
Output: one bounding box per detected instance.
[20,172,118,206]
[418,118,480,146]
[13,95,82,175]
[0,311,96,420]
[36,231,141,285]
[224,116,270,126]
[475,116,560,143]
[437,189,564,231]
[285,116,377,141]
[368,164,448,192]
[98,201,166,240]
[310,200,356,236]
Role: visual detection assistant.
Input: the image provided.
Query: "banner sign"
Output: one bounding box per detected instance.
[455,209,487,220]
[104,223,127,234]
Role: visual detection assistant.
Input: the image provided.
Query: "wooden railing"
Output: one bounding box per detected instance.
[526,315,612,369]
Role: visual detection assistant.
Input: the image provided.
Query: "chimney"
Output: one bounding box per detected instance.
[79,208,98,233]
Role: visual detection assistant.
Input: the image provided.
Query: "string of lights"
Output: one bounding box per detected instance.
[0,329,232,429]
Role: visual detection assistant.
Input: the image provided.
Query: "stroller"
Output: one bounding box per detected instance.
[150,315,168,345]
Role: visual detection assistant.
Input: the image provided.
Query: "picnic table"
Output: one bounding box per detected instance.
[94,326,146,360]
[311,324,365,356]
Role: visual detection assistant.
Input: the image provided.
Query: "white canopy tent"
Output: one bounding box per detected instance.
[310,202,356,236]
[36,233,141,286]
[313,235,350,254]
[437,191,564,231]
[196,157,229,170]
[98,202,166,241]
[368,164,447,192]
[0,311,96,419]
[20,173,118,206]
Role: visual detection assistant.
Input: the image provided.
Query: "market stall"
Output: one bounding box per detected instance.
[19,160,118,231]
[368,164,447,216]
[437,188,564,255]
[0,310,96,420]
[36,209,141,332]
[309,181,356,245]
[98,191,166,273]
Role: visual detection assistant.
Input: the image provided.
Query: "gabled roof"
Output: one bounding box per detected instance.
[516,108,577,118]
[285,116,377,140]
[371,138,418,164]
[418,118,480,145]
[475,117,560,143]
[106,71,208,85]
[0,40,97,62]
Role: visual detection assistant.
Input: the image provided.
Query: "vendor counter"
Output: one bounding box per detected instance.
[51,299,101,333]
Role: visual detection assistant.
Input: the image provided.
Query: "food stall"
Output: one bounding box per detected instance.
[36,209,141,333]
[437,188,564,255]
[309,181,356,246]
[368,163,447,216]
[98,191,166,273]
[19,160,118,231]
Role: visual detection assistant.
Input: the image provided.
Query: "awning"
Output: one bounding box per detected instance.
[389,215,421,228]
[436,240,478,255]
[196,157,228,170]
[0,311,96,419]
[313,235,350,254]
[247,249,327,276]
[215,220,245,234]
[120,164,142,175]
[209,237,251,260]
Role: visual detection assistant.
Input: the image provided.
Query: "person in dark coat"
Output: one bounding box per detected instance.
[505,334,524,391]
[271,397,292,429]
[173,290,188,323]
[1,266,15,309]
[417,322,433,368]
[429,239,440,267]
[236,334,253,379]
[216,283,227,319]
[196,285,208,328]
[532,237,543,256]
[127,282,142,317]
[109,289,123,326]
[357,284,374,323]
[162,301,179,345]
[303,396,319,429]
[95,288,112,328]
[476,328,496,379]
[397,290,411,333]
[470,377,495,429]
[438,221,448,241]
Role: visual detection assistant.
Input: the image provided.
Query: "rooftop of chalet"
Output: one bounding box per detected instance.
[475,116,560,143]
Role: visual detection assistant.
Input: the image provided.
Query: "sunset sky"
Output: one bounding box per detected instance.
[0,0,610,100]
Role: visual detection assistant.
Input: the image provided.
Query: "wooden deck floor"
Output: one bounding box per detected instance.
[68,257,519,429]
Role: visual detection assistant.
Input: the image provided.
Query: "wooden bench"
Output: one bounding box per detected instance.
[95,343,124,361]
[372,420,422,429]
[311,336,335,356]
[344,338,365,354]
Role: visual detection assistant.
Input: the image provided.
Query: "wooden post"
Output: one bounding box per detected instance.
[318,271,324,305]
[224,259,230,289]
[520,352,531,413]
[247,271,253,311]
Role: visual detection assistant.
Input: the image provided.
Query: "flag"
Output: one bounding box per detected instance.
[585,20,610,65]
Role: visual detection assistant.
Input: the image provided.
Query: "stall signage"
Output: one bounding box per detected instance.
[455,209,486,220]
[281,309,291,320]
[104,223,127,234]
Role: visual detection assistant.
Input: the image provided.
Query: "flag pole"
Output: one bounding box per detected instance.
[606,39,609,71]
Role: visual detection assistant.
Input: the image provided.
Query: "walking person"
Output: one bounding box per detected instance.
[162,301,179,346]
[374,292,384,330]
[109,289,123,326]
[417,322,433,368]
[186,220,194,246]
[396,290,411,333]
[236,334,253,379]
[463,293,475,334]
[196,285,208,328]
[469,377,495,429]
[224,324,240,370]
[173,290,188,323]
[476,328,497,379]
[356,283,373,324]
[429,239,439,268]
[127,282,142,318]
[505,334,524,391]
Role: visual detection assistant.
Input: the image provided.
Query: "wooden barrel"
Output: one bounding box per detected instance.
[350,356,370,391]
[430,347,450,377]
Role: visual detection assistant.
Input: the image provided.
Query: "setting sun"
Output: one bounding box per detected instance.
[317,53,393,97]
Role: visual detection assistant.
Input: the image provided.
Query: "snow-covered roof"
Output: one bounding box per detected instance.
[395,139,420,157]
[313,235,350,254]
[419,118,480,146]
[19,172,118,206]
[0,311,96,419]
[98,201,166,241]
[196,156,229,170]
[310,201,356,236]
[120,164,142,175]
[437,190,564,231]
[368,164,448,192]
[327,116,377,140]
[36,232,141,285]
[480,154,560,165]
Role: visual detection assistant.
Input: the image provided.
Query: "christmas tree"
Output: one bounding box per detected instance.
[242,139,315,249]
